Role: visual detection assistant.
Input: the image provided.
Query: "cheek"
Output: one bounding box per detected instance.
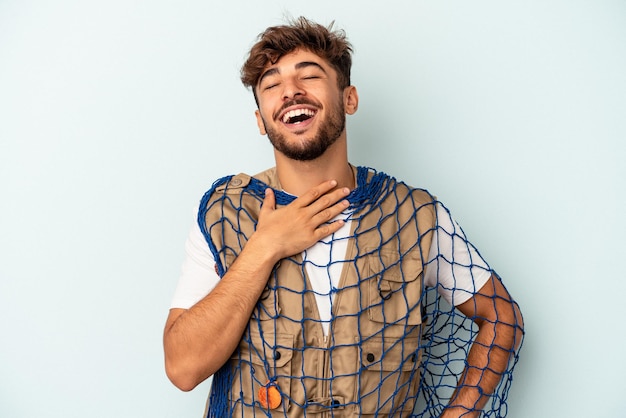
[256,97,276,119]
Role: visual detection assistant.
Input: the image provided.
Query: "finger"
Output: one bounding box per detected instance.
[313,219,346,241]
[306,186,350,215]
[294,180,338,207]
[311,198,350,225]
[260,188,276,215]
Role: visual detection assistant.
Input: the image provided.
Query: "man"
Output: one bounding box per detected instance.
[164,17,524,418]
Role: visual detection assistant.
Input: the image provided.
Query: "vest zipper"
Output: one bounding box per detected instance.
[322,334,331,418]
[321,220,357,417]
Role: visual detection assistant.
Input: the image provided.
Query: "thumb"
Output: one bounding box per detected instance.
[260,188,276,214]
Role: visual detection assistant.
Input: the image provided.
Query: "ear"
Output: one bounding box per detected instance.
[343,86,359,115]
[255,109,267,135]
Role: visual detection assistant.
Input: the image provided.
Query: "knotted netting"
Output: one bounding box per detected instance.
[199,166,523,417]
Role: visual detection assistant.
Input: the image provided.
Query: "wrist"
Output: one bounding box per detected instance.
[241,233,284,269]
[440,405,480,418]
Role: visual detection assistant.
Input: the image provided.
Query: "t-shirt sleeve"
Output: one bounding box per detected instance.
[423,202,492,306]
[170,207,221,310]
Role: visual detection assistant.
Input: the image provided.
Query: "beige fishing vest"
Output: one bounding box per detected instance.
[201,166,436,418]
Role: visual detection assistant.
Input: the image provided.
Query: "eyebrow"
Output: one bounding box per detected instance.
[295,61,327,73]
[258,61,328,87]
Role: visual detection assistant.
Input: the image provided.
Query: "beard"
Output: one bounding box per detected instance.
[262,95,346,161]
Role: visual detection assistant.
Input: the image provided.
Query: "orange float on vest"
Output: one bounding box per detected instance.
[258,380,282,409]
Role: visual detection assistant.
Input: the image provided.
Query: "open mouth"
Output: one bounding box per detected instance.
[281,108,316,125]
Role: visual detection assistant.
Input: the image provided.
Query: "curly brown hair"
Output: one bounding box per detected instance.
[241,17,353,93]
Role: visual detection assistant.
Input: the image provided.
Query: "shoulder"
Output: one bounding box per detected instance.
[362,166,437,210]
[200,167,276,203]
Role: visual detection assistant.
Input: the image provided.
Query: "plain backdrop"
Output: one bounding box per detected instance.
[1,1,625,417]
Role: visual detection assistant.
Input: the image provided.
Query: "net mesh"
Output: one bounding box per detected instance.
[199,166,523,417]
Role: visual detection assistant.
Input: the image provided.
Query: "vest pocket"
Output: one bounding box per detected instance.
[366,250,423,326]
[357,336,421,416]
[251,284,281,321]
[230,330,294,412]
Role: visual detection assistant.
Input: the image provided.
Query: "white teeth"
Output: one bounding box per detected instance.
[282,108,315,123]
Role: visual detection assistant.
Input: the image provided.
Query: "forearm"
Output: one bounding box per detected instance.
[442,277,524,417]
[163,236,278,391]
[441,319,520,417]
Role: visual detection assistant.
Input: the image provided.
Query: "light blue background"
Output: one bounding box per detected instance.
[1,1,624,417]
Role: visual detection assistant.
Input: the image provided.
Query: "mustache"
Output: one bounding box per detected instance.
[273,97,320,121]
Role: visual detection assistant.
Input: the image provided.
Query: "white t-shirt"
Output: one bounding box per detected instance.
[171,201,491,334]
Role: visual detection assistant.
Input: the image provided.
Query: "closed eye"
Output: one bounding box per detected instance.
[263,82,280,90]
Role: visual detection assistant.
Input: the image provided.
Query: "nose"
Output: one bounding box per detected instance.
[281,77,304,100]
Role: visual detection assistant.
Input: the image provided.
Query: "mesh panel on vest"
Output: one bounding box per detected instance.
[199,166,523,418]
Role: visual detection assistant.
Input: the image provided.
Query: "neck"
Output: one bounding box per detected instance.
[273,137,355,196]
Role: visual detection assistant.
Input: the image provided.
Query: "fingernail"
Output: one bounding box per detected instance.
[329,180,337,186]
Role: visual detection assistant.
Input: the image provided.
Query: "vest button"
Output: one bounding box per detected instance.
[366,353,375,362]
[230,178,242,186]
[332,399,340,408]
[274,351,281,360]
